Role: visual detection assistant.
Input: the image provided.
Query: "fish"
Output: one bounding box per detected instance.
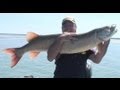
[3,25,117,68]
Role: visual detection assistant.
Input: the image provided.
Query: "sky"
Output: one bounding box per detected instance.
[0,13,120,38]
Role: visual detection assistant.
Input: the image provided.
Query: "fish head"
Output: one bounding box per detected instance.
[96,25,118,41]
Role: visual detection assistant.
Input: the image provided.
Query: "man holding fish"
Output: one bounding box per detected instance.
[4,17,117,78]
[47,17,111,78]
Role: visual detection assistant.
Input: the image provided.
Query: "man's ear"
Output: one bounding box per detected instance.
[62,26,65,32]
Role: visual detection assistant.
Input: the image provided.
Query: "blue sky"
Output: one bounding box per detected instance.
[0,13,120,38]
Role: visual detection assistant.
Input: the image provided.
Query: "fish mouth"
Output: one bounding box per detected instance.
[110,25,118,36]
[105,24,118,39]
[110,24,117,33]
[114,29,118,34]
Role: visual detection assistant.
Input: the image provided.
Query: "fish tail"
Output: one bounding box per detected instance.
[3,48,23,68]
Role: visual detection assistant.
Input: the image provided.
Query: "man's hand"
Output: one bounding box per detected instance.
[58,32,78,43]
[98,39,110,53]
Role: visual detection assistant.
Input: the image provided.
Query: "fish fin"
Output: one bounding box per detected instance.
[29,51,40,59]
[3,48,22,68]
[26,32,39,42]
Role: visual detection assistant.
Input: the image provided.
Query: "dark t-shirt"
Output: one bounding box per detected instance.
[54,50,94,78]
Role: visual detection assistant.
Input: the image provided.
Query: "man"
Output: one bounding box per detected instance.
[47,17,110,78]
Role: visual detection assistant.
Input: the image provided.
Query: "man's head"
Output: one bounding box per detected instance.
[62,17,77,33]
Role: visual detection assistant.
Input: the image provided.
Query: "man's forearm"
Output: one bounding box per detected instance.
[89,40,110,64]
[47,39,64,62]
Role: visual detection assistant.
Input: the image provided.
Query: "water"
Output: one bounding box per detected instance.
[0,35,120,78]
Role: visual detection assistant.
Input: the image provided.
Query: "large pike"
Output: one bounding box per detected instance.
[3,25,117,67]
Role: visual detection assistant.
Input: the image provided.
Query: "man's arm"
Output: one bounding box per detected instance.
[89,39,110,64]
[47,33,77,62]
[47,37,64,62]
